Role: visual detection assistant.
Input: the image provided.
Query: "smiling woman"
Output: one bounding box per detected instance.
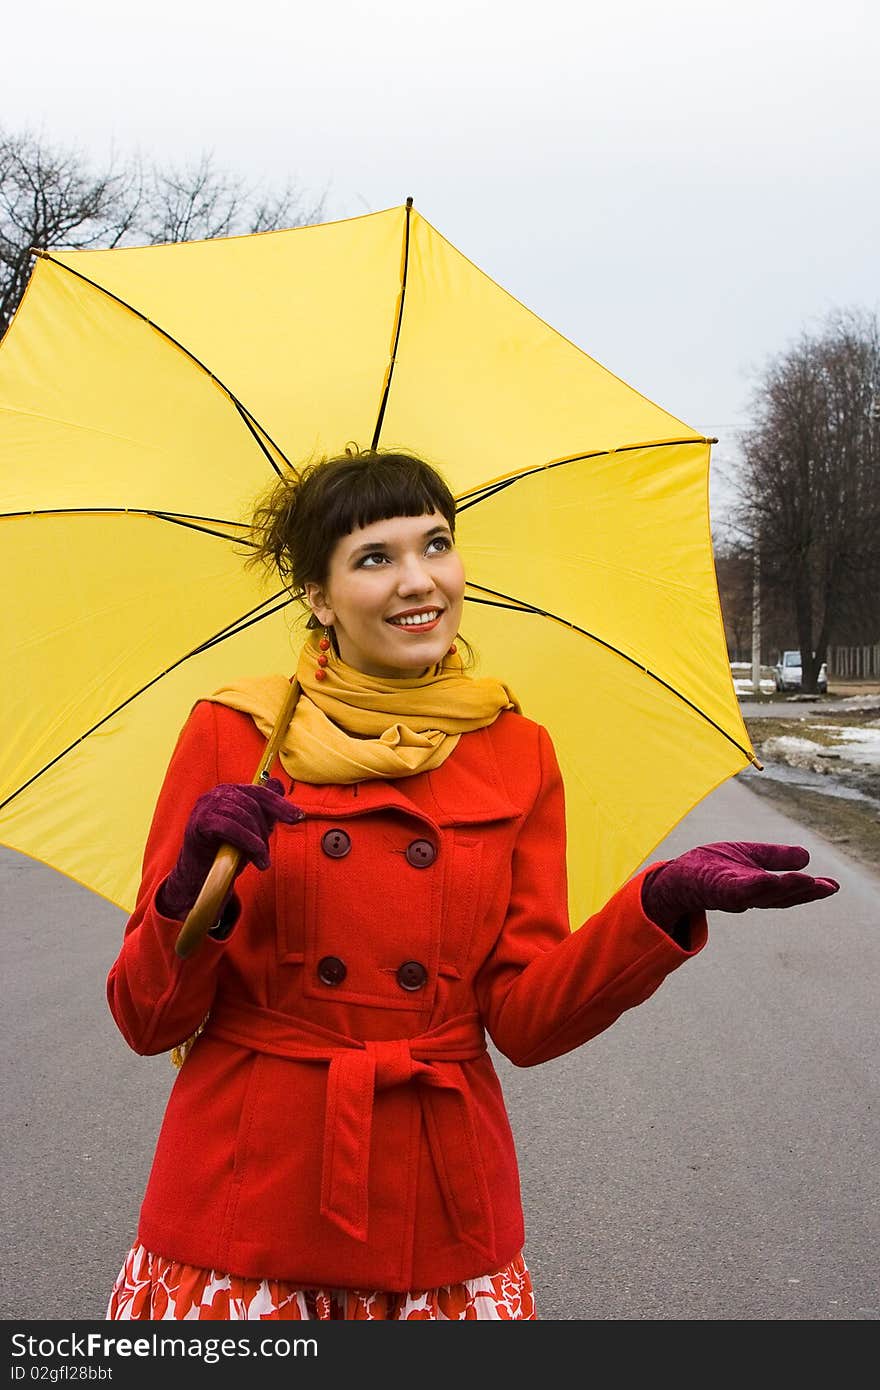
[103,446,839,1322]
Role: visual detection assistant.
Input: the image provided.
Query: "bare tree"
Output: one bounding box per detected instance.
[0,128,141,335]
[732,309,880,691]
[713,533,794,667]
[134,151,326,245]
[1,129,326,338]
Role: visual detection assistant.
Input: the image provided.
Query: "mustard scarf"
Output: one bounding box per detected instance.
[207,631,519,784]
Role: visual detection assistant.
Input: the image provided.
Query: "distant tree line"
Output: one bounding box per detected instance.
[0,126,326,337]
[714,308,880,691]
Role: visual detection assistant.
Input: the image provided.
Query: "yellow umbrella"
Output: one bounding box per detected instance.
[0,199,757,931]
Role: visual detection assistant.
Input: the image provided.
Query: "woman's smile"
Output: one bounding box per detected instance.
[387,606,443,631]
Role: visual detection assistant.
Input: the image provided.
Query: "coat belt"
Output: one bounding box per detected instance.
[204,1000,495,1257]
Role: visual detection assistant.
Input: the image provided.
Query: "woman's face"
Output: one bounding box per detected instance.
[305,510,465,679]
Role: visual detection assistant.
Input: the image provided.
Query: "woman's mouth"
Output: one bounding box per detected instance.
[387,608,443,633]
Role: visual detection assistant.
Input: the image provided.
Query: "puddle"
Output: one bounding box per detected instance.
[740,761,880,808]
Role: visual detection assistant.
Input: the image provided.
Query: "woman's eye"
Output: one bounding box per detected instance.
[427,536,452,554]
[358,553,388,567]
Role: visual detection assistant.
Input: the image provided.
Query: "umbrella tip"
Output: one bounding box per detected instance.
[406,196,413,208]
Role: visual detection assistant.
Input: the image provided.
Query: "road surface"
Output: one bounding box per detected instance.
[1,775,877,1321]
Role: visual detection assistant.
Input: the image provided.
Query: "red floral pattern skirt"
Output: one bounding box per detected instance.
[106,1242,537,1320]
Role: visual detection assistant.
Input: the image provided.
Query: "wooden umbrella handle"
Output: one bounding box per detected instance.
[174,677,302,960]
[173,844,243,960]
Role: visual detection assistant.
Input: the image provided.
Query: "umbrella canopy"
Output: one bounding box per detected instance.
[0,200,756,926]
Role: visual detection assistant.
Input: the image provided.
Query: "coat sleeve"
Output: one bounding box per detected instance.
[474,722,708,1067]
[106,700,237,1056]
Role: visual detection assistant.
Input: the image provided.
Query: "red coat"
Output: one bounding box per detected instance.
[107,699,707,1292]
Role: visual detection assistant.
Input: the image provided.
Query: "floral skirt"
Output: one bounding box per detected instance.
[106,1242,537,1320]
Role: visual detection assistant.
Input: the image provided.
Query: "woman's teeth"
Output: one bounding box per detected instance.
[389,610,440,627]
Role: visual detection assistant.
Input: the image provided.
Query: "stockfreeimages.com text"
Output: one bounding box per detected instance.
[11,1333,317,1365]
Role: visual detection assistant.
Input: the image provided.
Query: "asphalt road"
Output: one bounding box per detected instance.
[2,775,878,1322]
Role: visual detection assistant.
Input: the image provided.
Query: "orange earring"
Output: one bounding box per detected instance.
[315,627,331,680]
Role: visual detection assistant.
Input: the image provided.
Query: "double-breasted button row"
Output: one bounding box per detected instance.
[320,827,437,868]
[316,956,428,991]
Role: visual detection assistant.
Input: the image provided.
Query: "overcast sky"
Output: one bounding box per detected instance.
[5,0,878,528]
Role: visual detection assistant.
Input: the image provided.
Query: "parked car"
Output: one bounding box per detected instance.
[773,650,828,694]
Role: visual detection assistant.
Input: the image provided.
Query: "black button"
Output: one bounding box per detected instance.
[317,955,347,986]
[321,828,351,858]
[396,960,428,991]
[405,838,437,868]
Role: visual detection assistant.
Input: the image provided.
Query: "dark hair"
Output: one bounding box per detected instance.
[245,447,460,623]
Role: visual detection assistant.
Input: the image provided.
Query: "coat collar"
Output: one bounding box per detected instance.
[279,723,521,830]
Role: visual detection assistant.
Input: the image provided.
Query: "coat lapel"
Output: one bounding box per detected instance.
[277,724,521,829]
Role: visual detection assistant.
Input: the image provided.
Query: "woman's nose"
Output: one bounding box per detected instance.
[397,554,433,594]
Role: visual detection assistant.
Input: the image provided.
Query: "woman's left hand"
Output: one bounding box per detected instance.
[641,841,840,932]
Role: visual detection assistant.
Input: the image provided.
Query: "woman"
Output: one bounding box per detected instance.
[105,448,839,1320]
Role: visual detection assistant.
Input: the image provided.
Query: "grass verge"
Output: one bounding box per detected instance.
[738,705,880,876]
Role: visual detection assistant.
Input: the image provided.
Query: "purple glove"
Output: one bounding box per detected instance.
[642,841,840,933]
[156,778,305,921]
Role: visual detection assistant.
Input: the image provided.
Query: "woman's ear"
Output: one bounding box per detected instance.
[304,582,333,628]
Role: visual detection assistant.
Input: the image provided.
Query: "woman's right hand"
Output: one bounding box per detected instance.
[156,778,305,920]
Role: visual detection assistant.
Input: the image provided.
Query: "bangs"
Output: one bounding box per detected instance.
[244,448,458,596]
[321,454,456,544]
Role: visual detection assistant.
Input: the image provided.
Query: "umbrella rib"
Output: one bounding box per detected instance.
[0,592,295,813]
[182,592,296,655]
[230,399,288,477]
[454,437,715,512]
[371,196,413,450]
[0,507,256,547]
[464,583,757,765]
[147,511,258,546]
[34,252,293,477]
